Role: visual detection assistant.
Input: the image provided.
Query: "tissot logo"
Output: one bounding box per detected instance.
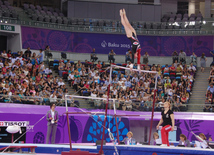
[101,41,107,47]
[0,121,29,127]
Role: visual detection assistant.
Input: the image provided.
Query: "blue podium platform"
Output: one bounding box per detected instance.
[1,143,214,155]
[97,145,214,155]
[0,143,98,154]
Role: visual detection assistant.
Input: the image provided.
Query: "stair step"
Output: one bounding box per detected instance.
[188,68,210,112]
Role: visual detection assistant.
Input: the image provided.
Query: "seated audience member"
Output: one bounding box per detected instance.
[178,134,191,147]
[209,137,212,142]
[1,50,8,59]
[176,64,183,73]
[180,94,187,104]
[203,99,212,112]
[188,63,196,72]
[207,83,214,94]
[173,97,182,112]
[68,72,75,86]
[96,61,102,70]
[163,64,169,73]
[125,97,132,111]
[145,97,153,111]
[125,49,132,63]
[169,63,176,73]
[50,91,57,103]
[109,49,116,63]
[194,133,209,149]
[91,48,98,62]
[122,131,135,145]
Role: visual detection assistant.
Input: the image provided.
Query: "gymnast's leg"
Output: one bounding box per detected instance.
[121,9,137,37]
[120,9,133,38]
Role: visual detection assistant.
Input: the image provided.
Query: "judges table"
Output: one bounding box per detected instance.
[97,144,214,155]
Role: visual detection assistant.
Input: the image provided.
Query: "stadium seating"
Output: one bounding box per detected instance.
[0,0,18,19]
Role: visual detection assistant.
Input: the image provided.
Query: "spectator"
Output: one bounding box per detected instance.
[145,97,153,111]
[180,94,187,104]
[172,51,178,63]
[163,64,169,73]
[68,72,74,86]
[179,50,186,65]
[176,64,183,73]
[24,47,32,58]
[58,78,65,87]
[91,48,98,62]
[203,99,212,112]
[50,91,57,103]
[101,61,108,70]
[37,49,43,64]
[58,62,64,77]
[125,49,132,63]
[173,97,182,112]
[124,97,132,111]
[188,63,196,73]
[200,53,207,73]
[210,49,214,64]
[45,45,52,58]
[173,60,178,68]
[169,63,176,73]
[96,61,102,70]
[143,52,149,64]
[1,50,8,59]
[109,49,116,63]
[190,52,197,66]
[7,50,12,59]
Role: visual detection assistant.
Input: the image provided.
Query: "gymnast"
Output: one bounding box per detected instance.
[120,9,141,71]
[156,102,175,147]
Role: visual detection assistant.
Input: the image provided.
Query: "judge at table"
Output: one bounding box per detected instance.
[46,103,59,144]
[178,134,191,147]
[122,131,135,145]
[153,132,162,145]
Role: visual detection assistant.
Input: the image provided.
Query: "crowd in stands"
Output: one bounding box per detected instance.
[0,47,197,111]
[204,65,214,112]
[48,48,196,112]
[0,48,71,106]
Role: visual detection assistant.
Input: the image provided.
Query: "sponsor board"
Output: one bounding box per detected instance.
[0,121,29,127]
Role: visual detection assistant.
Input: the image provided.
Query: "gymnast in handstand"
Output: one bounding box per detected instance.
[120,9,141,70]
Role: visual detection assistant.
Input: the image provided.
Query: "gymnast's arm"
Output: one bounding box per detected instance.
[156,118,163,130]
[170,114,175,131]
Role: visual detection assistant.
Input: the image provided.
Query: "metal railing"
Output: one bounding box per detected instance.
[0,94,209,112]
[1,14,214,35]
[0,94,69,106]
